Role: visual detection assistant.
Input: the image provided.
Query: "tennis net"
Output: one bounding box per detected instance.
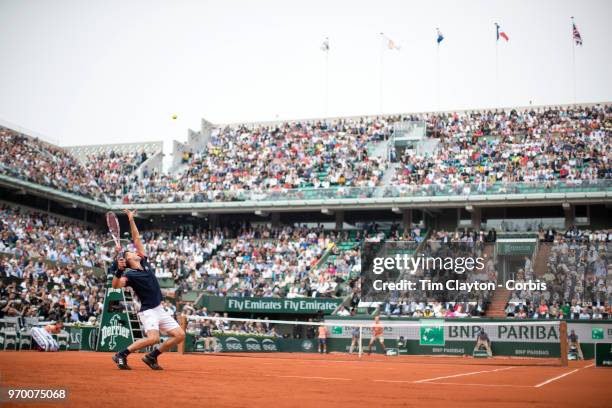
[183,315,567,366]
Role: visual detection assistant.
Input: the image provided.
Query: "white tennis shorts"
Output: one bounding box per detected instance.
[138,305,180,334]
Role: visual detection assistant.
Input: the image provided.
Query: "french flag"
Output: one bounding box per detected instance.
[495,23,509,42]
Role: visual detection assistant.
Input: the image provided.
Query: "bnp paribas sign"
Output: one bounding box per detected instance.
[225,297,342,314]
[419,319,445,346]
[419,321,560,345]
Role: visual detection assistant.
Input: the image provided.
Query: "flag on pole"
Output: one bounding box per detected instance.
[320,37,330,52]
[436,28,444,44]
[387,39,400,50]
[572,18,583,46]
[495,23,509,42]
[381,33,401,50]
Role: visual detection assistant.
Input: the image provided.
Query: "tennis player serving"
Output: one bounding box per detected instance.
[110,209,185,370]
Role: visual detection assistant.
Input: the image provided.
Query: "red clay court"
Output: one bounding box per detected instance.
[1,352,610,408]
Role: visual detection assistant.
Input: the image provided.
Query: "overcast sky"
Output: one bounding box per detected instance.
[0,0,610,148]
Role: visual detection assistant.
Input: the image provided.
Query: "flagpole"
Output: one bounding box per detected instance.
[436,30,440,110]
[572,40,576,103]
[571,17,576,104]
[325,38,330,116]
[495,36,499,107]
[379,32,384,112]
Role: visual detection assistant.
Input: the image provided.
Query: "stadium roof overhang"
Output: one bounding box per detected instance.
[1,174,610,215]
[112,193,611,214]
[0,174,110,213]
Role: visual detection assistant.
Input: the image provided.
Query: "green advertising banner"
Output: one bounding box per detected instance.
[595,343,612,367]
[404,340,560,357]
[198,296,342,315]
[185,334,325,353]
[496,242,536,256]
[96,288,134,352]
[419,319,445,346]
[592,328,604,340]
[68,326,98,351]
[325,318,612,359]
[277,338,318,353]
[186,333,280,353]
[326,318,564,358]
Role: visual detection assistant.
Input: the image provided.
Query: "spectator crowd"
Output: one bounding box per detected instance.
[111,118,392,203]
[84,150,149,197]
[2,105,609,205]
[0,205,109,323]
[0,127,104,201]
[0,205,366,321]
[506,229,611,320]
[0,127,158,202]
[1,202,610,322]
[0,103,610,323]
[390,104,610,196]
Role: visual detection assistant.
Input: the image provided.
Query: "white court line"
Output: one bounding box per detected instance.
[418,381,533,388]
[534,363,595,388]
[534,369,579,388]
[373,367,516,384]
[268,375,352,381]
[413,366,516,383]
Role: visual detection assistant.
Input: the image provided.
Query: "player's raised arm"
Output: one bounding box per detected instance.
[123,209,145,256]
[112,275,128,289]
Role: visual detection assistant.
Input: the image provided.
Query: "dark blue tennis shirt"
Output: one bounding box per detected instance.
[115,256,162,312]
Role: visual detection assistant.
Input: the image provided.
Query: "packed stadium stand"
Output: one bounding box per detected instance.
[505,229,611,319]
[390,105,609,198]
[0,102,610,329]
[105,118,391,204]
[65,141,163,198]
[1,104,610,205]
[0,126,104,201]
[107,104,611,203]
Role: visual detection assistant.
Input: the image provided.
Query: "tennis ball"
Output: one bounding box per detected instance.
[172,114,178,120]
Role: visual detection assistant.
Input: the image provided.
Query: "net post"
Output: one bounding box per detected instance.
[358,326,363,358]
[179,314,187,354]
[560,320,568,367]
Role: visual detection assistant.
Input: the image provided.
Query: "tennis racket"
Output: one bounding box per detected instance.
[106,212,121,248]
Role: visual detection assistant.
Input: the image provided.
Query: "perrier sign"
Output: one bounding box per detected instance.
[96,288,135,352]
[419,319,445,346]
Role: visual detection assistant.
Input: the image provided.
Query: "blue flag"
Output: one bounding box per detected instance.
[436,28,444,44]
